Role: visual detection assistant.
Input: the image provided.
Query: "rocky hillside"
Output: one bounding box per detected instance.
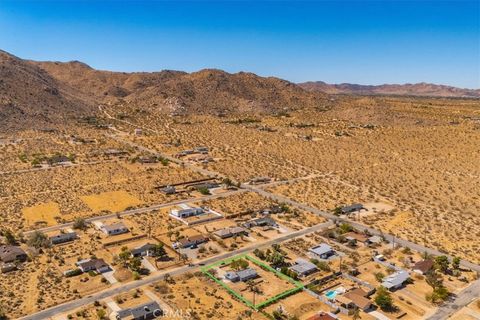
[0,50,94,131]
[34,61,327,115]
[300,81,480,98]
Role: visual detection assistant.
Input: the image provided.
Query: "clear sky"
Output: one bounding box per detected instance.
[0,1,479,88]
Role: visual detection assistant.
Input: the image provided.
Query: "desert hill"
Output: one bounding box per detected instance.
[0,50,94,131]
[34,60,327,115]
[299,81,480,98]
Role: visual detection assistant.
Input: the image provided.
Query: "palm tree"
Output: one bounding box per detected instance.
[352,307,361,320]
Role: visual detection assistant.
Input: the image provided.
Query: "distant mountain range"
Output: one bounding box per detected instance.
[299,81,480,98]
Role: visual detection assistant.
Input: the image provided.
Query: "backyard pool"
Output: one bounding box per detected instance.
[325,290,337,300]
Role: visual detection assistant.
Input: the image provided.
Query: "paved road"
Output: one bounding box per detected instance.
[24,189,246,235]
[427,279,480,320]
[19,220,333,320]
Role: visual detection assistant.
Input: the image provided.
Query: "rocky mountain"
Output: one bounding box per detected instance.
[299,81,480,98]
[34,61,327,115]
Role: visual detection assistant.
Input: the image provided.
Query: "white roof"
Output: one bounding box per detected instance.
[382,270,409,289]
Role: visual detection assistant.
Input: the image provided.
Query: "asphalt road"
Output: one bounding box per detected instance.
[19,220,334,320]
[426,279,480,320]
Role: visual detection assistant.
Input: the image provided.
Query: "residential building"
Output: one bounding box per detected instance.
[213,226,248,239]
[49,232,77,245]
[306,312,338,320]
[76,258,110,273]
[101,222,129,236]
[225,268,258,282]
[344,232,369,246]
[131,243,157,258]
[309,244,335,260]
[0,263,17,273]
[412,260,434,275]
[242,217,277,229]
[0,245,27,263]
[342,289,372,311]
[160,186,176,195]
[340,203,365,214]
[170,207,204,219]
[382,270,410,290]
[115,301,163,320]
[289,258,318,277]
[173,235,209,249]
[367,235,383,245]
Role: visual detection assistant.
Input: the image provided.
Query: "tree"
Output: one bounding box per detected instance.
[425,270,443,289]
[352,307,361,320]
[339,223,353,234]
[452,257,461,270]
[375,286,395,311]
[3,229,16,245]
[129,257,142,272]
[27,231,50,248]
[152,243,167,258]
[231,258,249,271]
[96,308,106,319]
[118,248,131,267]
[435,256,450,274]
[426,285,450,303]
[73,217,88,230]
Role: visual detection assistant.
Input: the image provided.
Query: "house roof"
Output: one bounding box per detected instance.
[413,260,434,273]
[214,226,246,237]
[344,232,369,243]
[341,203,364,213]
[382,270,410,289]
[344,292,372,310]
[131,243,156,255]
[348,288,369,297]
[0,245,26,261]
[309,243,334,256]
[289,258,318,275]
[50,232,77,241]
[306,312,337,320]
[102,222,128,232]
[368,235,383,243]
[116,301,162,319]
[77,258,109,270]
[237,268,257,280]
[178,235,208,246]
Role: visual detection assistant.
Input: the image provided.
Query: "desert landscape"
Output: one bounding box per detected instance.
[0,26,479,320]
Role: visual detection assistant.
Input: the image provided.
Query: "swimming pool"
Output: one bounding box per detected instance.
[324,290,337,300]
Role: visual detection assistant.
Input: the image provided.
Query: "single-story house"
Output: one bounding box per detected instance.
[340,203,365,214]
[306,312,338,320]
[173,235,209,249]
[367,235,383,245]
[76,258,110,273]
[289,258,318,277]
[382,270,410,291]
[309,244,335,260]
[160,186,176,195]
[115,301,163,320]
[343,232,369,246]
[131,243,157,258]
[194,146,209,153]
[0,263,17,273]
[225,268,258,282]
[242,217,277,229]
[0,245,27,263]
[213,226,248,239]
[343,289,372,311]
[412,259,434,275]
[101,222,129,236]
[170,207,204,219]
[50,232,77,245]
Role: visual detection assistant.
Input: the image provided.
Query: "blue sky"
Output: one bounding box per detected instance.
[0,1,479,88]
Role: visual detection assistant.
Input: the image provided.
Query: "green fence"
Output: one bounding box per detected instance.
[201,254,304,310]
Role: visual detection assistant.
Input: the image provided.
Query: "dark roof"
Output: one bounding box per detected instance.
[77,258,109,270]
[413,259,434,273]
[307,312,337,320]
[0,245,27,262]
[131,243,156,256]
[50,232,77,243]
[116,301,162,319]
[341,203,364,213]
